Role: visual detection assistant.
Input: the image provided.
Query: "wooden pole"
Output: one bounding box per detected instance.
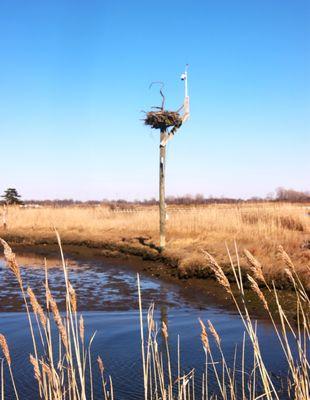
[159,129,167,250]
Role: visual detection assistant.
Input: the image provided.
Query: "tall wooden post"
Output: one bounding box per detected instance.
[144,67,190,250]
[159,129,167,250]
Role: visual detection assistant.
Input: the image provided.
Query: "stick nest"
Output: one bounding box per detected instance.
[144,110,182,130]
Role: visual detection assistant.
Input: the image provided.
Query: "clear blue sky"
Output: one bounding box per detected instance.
[0,0,309,200]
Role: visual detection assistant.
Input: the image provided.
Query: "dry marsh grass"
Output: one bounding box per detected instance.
[0,237,309,399]
[1,202,310,288]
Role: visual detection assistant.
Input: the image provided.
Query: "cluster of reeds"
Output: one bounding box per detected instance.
[0,236,309,399]
[138,247,309,400]
[0,235,113,400]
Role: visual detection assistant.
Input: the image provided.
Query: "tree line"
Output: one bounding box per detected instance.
[1,187,310,207]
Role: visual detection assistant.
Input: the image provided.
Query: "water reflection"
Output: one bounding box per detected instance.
[0,256,190,311]
[0,310,292,400]
[0,254,296,400]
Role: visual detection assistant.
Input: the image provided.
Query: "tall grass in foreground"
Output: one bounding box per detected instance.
[0,235,309,399]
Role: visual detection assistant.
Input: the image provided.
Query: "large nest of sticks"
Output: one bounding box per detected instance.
[144,110,182,131]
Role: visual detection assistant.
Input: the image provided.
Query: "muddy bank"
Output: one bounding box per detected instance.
[3,239,235,311]
[1,233,175,263]
[0,232,304,291]
[0,234,301,321]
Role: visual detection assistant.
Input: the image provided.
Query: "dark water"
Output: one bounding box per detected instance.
[0,255,295,399]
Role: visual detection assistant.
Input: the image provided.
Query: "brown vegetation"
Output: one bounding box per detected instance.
[144,110,182,130]
[0,239,309,399]
[1,202,310,289]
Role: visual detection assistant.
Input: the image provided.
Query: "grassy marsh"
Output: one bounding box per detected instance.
[1,202,309,289]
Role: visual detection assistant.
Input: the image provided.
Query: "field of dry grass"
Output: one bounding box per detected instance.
[1,202,310,288]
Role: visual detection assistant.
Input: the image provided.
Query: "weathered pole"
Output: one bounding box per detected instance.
[159,129,167,250]
[144,67,189,251]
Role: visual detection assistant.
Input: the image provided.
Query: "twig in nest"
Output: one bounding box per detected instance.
[149,81,165,110]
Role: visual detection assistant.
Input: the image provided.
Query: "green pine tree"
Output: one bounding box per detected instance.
[1,188,23,205]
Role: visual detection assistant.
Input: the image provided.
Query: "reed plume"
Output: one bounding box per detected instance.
[244,249,268,287]
[247,275,269,311]
[27,287,47,328]
[198,319,210,351]
[0,238,21,284]
[40,361,52,377]
[29,354,41,383]
[278,245,295,271]
[46,288,68,349]
[79,315,85,343]
[68,282,77,313]
[202,250,231,294]
[0,334,11,366]
[162,322,168,340]
[207,320,221,347]
[97,356,104,376]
